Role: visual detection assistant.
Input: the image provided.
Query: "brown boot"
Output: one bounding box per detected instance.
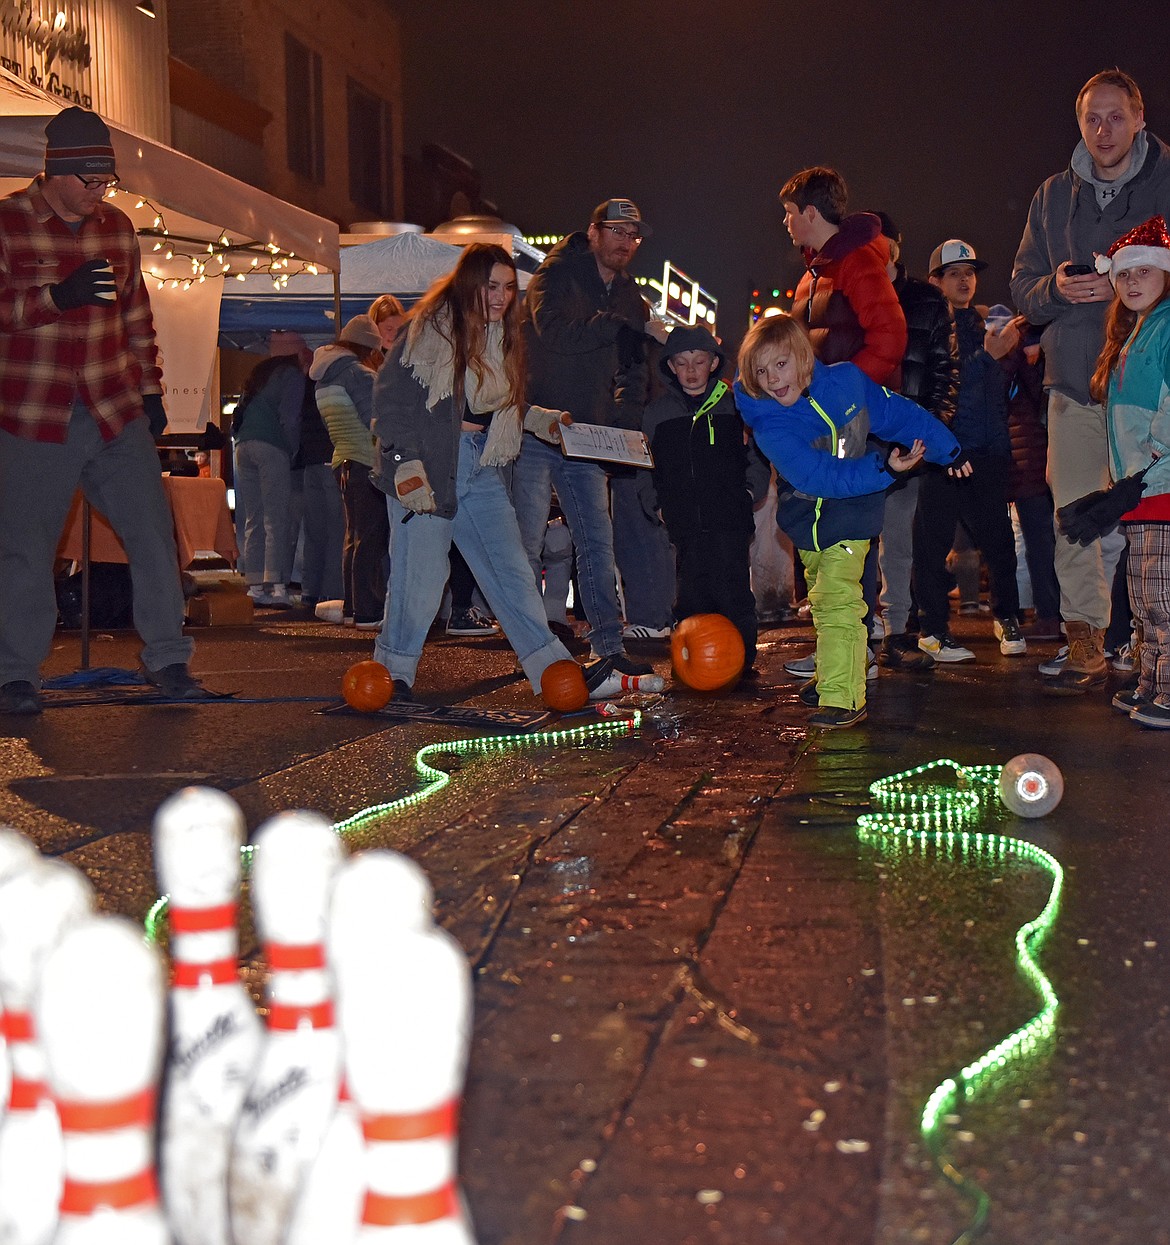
[1043,620,1107,695]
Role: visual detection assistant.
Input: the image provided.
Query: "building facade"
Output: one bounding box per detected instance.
[167,0,404,230]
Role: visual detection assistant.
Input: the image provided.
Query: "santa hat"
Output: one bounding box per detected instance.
[1096,215,1170,282]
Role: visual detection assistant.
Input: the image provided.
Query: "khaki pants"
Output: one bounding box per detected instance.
[1046,392,1123,630]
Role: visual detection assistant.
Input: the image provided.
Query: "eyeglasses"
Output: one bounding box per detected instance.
[598,223,642,244]
[74,174,120,191]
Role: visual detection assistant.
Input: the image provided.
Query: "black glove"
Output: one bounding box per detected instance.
[616,323,646,369]
[946,451,971,476]
[50,258,117,311]
[142,393,168,439]
[1057,469,1149,546]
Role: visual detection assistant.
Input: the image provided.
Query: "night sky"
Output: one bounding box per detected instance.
[395,1,1169,347]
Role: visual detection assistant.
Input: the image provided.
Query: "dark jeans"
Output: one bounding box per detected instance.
[1014,491,1061,621]
[914,454,1019,638]
[674,529,758,667]
[335,460,389,624]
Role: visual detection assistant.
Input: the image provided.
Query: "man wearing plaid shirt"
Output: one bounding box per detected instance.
[0,107,205,715]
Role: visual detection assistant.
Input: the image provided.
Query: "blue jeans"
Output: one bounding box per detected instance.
[511,435,624,657]
[300,463,344,601]
[374,432,570,691]
[610,472,675,629]
[235,438,292,585]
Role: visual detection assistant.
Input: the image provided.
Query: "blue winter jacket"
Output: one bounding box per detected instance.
[734,359,961,551]
[1107,295,1170,500]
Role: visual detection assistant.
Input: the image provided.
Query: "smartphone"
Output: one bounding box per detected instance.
[1064,263,1095,277]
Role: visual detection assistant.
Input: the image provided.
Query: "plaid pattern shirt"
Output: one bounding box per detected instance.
[0,178,162,444]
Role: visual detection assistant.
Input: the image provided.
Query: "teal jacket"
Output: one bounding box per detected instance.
[1107,295,1170,499]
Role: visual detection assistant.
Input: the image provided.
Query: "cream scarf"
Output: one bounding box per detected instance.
[402,312,522,466]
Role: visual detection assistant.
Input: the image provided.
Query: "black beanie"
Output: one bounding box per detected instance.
[45,108,116,178]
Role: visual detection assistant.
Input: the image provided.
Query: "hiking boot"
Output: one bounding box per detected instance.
[1042,621,1106,695]
[994,616,1028,656]
[918,632,975,662]
[1022,616,1062,641]
[144,664,212,700]
[0,680,42,716]
[808,704,867,729]
[879,632,935,670]
[584,656,664,700]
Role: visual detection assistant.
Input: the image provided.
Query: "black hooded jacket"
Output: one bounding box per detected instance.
[892,264,957,422]
[643,328,770,539]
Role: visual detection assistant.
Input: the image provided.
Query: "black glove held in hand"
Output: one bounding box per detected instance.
[142,394,167,439]
[51,258,116,311]
[1057,469,1149,546]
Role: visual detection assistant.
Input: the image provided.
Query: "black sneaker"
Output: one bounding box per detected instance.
[0,680,42,715]
[144,664,210,700]
[1112,686,1149,714]
[446,608,500,636]
[798,678,819,707]
[1132,699,1170,728]
[608,652,653,677]
[392,679,414,703]
[808,704,867,729]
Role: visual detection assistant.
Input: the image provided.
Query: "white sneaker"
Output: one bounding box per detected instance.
[783,652,816,677]
[918,633,975,663]
[994,617,1027,656]
[314,599,345,624]
[354,618,384,631]
[1111,638,1136,673]
[866,647,879,680]
[1038,645,1068,676]
[249,583,291,608]
[622,623,671,640]
[584,657,664,700]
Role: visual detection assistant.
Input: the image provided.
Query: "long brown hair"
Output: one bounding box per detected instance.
[1090,271,1170,403]
[408,242,525,409]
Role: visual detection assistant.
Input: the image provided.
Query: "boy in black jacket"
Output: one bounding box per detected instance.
[643,326,771,671]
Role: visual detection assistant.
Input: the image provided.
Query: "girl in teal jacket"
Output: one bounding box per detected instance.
[1090,215,1170,728]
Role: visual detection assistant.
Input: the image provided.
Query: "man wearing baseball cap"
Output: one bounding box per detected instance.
[514,198,672,688]
[0,107,205,714]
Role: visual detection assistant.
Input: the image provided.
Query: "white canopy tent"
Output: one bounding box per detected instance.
[0,66,340,432]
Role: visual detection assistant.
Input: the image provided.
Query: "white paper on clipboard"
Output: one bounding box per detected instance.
[559,421,654,469]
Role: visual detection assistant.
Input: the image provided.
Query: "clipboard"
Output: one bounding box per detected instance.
[559,421,654,469]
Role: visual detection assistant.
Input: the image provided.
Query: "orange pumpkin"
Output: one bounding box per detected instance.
[671,614,745,691]
[342,660,394,712]
[540,659,588,712]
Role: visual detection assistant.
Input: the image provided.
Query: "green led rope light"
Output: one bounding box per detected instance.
[857,758,1063,1244]
[144,711,641,941]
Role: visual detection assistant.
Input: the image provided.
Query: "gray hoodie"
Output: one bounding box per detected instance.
[1010,132,1170,406]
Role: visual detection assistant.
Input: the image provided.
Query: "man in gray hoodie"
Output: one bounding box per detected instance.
[1011,69,1170,692]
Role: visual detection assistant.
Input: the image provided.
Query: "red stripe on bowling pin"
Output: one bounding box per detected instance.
[61,1169,159,1214]
[266,942,327,971]
[169,901,238,933]
[362,1184,459,1227]
[3,1011,47,1109]
[361,1101,457,1142]
[266,1001,335,1030]
[171,956,239,987]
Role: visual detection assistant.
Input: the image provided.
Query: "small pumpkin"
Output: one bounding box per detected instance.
[540,659,588,712]
[671,614,745,691]
[341,660,394,712]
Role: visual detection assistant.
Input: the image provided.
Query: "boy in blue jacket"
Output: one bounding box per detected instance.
[734,314,968,728]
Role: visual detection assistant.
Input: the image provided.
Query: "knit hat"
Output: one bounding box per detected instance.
[928,239,987,276]
[590,198,652,238]
[44,107,116,178]
[1095,215,1170,282]
[338,315,383,351]
[871,210,901,244]
[658,324,725,381]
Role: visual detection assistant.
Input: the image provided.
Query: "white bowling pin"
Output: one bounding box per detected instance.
[0,827,39,1134]
[152,786,262,1245]
[35,914,167,1244]
[227,810,343,1245]
[331,851,475,1244]
[0,856,94,1245]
